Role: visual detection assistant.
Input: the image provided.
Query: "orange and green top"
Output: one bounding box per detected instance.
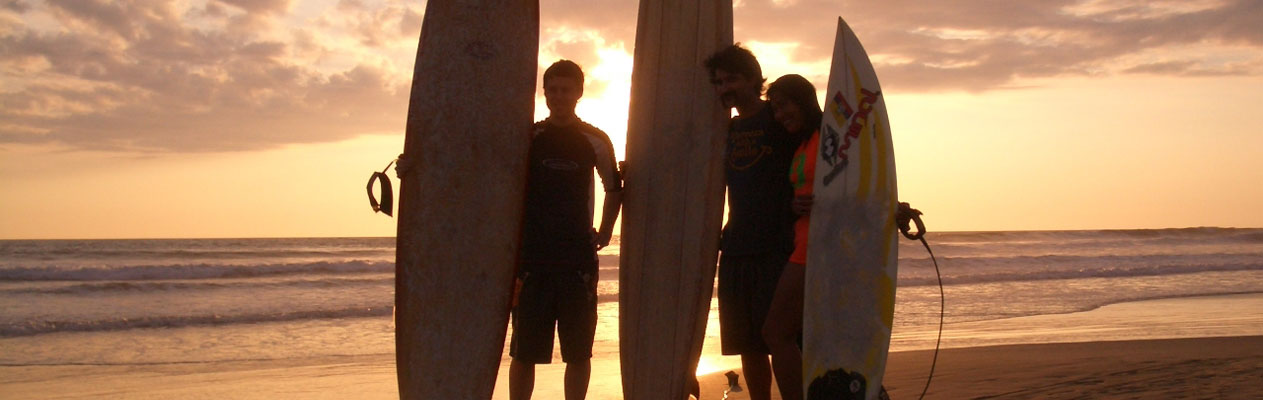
[789,130,819,265]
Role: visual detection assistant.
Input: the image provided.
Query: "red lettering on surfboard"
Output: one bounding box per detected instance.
[822,88,881,186]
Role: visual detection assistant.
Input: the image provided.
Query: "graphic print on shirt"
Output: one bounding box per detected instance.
[790,151,810,190]
[728,129,773,170]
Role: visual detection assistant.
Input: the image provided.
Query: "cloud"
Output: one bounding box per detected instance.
[213,0,292,15]
[333,0,422,47]
[541,0,637,47]
[1123,59,1261,77]
[1,0,414,152]
[724,0,1263,91]
[2,0,1260,153]
[2,1,31,13]
[539,0,1262,91]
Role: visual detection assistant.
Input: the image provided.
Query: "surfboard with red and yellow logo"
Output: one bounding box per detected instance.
[802,16,900,400]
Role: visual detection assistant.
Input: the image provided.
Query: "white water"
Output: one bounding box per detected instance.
[1,228,1261,369]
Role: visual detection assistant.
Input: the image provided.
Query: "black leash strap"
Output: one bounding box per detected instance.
[897,202,942,400]
[367,159,396,217]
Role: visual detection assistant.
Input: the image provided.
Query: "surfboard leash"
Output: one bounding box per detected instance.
[897,202,942,400]
[366,158,397,217]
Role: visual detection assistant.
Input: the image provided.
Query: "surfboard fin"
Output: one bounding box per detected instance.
[367,159,396,217]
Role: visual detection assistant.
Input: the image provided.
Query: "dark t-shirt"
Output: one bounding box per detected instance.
[721,104,798,256]
[519,118,621,272]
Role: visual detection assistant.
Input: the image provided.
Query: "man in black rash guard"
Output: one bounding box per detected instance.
[508,59,622,400]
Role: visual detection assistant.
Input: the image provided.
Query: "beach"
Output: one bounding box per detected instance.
[2,230,1261,399]
[882,335,1263,400]
[4,293,1261,399]
[6,335,1260,399]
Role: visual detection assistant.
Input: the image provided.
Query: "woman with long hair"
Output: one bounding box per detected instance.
[761,74,822,400]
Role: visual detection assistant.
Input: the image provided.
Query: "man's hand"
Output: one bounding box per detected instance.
[593,228,613,250]
[394,153,410,178]
[896,202,925,240]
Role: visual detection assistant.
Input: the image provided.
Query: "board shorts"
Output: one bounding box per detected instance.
[717,251,788,355]
[509,268,598,364]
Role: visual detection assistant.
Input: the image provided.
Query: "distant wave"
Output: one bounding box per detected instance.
[3,248,391,260]
[1,306,395,338]
[896,260,1262,286]
[924,227,1263,244]
[897,250,1263,265]
[1,277,394,295]
[0,260,393,281]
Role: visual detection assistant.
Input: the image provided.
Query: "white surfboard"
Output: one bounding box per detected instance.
[802,17,899,400]
[394,2,538,399]
[618,1,732,399]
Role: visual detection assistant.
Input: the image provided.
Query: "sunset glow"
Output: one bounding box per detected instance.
[2,0,1261,239]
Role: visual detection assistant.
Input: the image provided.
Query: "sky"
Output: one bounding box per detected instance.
[1,0,1261,239]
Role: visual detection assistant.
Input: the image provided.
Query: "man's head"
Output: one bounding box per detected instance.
[704,44,764,110]
[543,59,584,120]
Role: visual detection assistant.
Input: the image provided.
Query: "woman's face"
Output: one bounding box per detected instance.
[769,92,804,134]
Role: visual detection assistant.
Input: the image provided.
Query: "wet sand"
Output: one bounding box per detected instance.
[4,335,1260,399]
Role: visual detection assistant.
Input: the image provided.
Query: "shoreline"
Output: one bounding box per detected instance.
[3,293,1261,399]
[5,335,1260,399]
[882,335,1263,400]
[890,292,1263,352]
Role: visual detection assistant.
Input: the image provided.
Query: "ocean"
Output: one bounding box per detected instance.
[2,228,1261,375]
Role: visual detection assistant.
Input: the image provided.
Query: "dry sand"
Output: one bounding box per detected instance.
[4,335,1259,399]
[881,335,1263,400]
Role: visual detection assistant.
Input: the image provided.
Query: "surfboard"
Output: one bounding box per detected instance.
[618,1,732,398]
[802,17,899,400]
[394,2,538,399]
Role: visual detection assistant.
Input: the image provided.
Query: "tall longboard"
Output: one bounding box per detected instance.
[802,17,899,400]
[394,2,538,399]
[619,1,732,398]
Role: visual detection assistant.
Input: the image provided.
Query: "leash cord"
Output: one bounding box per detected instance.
[897,204,942,400]
[915,234,942,400]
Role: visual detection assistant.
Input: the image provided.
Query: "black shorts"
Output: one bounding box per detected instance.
[509,269,597,364]
[717,251,787,355]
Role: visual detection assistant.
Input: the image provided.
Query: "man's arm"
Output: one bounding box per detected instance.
[595,190,622,249]
[585,123,623,250]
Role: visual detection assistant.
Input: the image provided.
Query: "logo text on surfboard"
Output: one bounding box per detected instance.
[821,88,881,186]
